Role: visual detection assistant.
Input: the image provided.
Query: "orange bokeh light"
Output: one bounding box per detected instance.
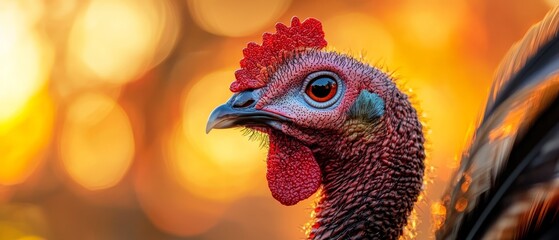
[0,0,54,186]
[59,93,134,190]
[325,12,395,66]
[166,69,267,202]
[187,0,291,37]
[66,0,179,87]
[0,1,553,239]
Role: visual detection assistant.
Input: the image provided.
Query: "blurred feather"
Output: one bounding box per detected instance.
[485,7,559,119]
[437,6,559,240]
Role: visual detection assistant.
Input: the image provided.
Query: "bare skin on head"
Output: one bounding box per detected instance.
[207,18,425,240]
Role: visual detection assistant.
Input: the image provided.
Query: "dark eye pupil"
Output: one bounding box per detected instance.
[304,74,339,103]
[310,77,336,98]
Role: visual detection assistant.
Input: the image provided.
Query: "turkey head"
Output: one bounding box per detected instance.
[207,17,425,240]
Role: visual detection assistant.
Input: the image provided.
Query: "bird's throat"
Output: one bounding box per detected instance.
[266,131,322,206]
[307,119,424,239]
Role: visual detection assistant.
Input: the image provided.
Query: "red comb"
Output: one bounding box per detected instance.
[230,17,327,92]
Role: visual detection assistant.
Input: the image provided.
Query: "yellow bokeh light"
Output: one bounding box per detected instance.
[167,125,262,202]
[187,0,291,37]
[60,93,135,190]
[66,0,179,86]
[166,69,267,201]
[182,70,266,171]
[0,1,52,121]
[0,1,548,239]
[0,90,54,186]
[325,13,395,66]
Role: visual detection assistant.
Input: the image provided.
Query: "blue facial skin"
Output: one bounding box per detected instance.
[349,90,385,122]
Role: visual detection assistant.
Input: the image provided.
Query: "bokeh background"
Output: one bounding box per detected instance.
[0,0,556,239]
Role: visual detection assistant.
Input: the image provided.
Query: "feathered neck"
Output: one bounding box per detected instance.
[307,84,425,240]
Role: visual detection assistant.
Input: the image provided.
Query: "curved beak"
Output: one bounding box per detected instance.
[206,91,289,133]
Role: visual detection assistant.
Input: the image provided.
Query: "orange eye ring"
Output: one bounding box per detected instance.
[305,76,338,102]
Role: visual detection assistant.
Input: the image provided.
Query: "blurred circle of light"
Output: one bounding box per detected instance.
[66,0,180,86]
[325,13,395,66]
[60,93,134,190]
[187,0,291,37]
[168,69,267,201]
[0,1,52,121]
[0,90,54,186]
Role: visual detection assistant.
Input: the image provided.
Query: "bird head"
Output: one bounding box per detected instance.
[207,17,423,207]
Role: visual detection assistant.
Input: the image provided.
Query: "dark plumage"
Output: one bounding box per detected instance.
[437,7,559,240]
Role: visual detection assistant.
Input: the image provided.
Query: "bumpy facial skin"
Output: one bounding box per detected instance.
[257,51,391,141]
[250,50,425,239]
[207,18,425,240]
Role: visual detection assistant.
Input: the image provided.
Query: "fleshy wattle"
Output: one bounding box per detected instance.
[266,131,322,206]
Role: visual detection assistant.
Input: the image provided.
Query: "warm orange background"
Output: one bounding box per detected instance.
[0,0,555,239]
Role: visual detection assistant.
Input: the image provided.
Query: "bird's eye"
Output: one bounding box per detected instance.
[302,71,343,108]
[305,76,338,102]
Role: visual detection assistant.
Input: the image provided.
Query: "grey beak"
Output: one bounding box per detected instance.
[206,91,289,133]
